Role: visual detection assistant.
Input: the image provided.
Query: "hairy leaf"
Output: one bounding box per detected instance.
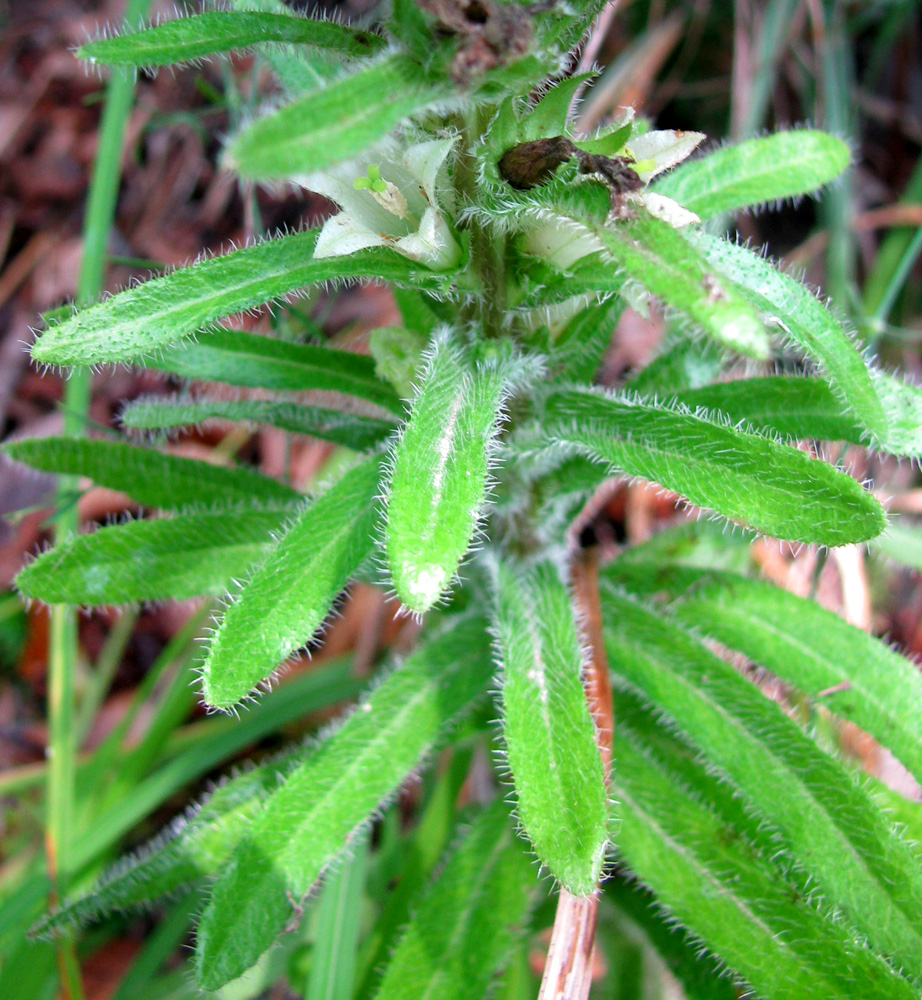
[78,12,385,67]
[372,800,533,1000]
[31,230,451,367]
[672,376,866,443]
[685,231,889,446]
[16,507,290,605]
[227,55,450,180]
[601,587,922,977]
[202,456,382,709]
[653,131,850,220]
[607,563,922,789]
[591,214,771,359]
[3,437,298,509]
[144,329,402,414]
[611,696,919,1000]
[491,560,608,895]
[543,389,885,545]
[122,397,396,452]
[196,614,494,989]
[386,337,514,613]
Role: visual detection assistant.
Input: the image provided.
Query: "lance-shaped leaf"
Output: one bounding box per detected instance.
[16,507,292,606]
[202,456,382,708]
[672,376,866,444]
[685,231,889,446]
[31,229,451,368]
[601,586,922,977]
[607,564,922,790]
[653,131,850,221]
[122,397,396,452]
[588,214,771,359]
[491,560,608,896]
[33,754,293,938]
[372,800,534,1000]
[3,437,298,509]
[611,693,920,1000]
[226,55,451,181]
[386,337,515,613]
[78,11,386,67]
[196,614,494,989]
[144,329,402,414]
[543,389,885,545]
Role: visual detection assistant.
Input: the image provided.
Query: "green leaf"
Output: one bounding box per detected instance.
[3,437,298,509]
[673,376,866,443]
[195,614,494,990]
[875,517,922,572]
[550,298,623,383]
[589,214,771,359]
[609,563,922,790]
[491,560,608,896]
[385,336,515,613]
[601,586,922,978]
[623,334,723,396]
[147,329,401,414]
[202,456,382,709]
[16,507,290,605]
[543,388,885,545]
[32,752,295,938]
[121,396,396,452]
[611,694,920,1000]
[78,12,386,67]
[869,369,922,458]
[372,801,534,1000]
[31,230,451,368]
[226,55,451,181]
[653,131,850,220]
[685,231,889,446]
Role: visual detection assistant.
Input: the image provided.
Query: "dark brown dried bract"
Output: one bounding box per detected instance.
[499,136,577,189]
[415,0,535,85]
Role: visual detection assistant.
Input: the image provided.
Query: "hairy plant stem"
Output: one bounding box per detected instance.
[539,547,613,999]
[453,110,508,337]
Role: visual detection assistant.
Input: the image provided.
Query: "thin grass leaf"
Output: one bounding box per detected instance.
[196,614,494,990]
[543,388,885,545]
[79,12,385,67]
[16,507,291,605]
[385,336,517,613]
[226,55,451,181]
[685,230,889,446]
[607,562,922,789]
[672,376,866,443]
[652,131,850,220]
[202,456,382,709]
[490,560,608,896]
[611,697,919,1000]
[31,229,452,368]
[601,586,922,978]
[371,800,534,1000]
[122,397,396,452]
[144,329,402,415]
[3,437,298,509]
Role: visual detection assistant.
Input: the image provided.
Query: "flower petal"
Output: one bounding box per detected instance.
[631,191,700,228]
[313,212,390,259]
[627,130,706,180]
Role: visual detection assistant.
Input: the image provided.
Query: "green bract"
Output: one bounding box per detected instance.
[15,6,922,999]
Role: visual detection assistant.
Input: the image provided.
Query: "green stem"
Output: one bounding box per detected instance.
[45,2,152,996]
